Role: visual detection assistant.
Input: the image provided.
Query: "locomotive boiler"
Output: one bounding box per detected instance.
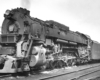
[0,8,99,73]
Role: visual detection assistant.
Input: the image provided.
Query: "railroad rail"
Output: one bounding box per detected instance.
[0,63,100,80]
[0,74,12,80]
[76,69,100,80]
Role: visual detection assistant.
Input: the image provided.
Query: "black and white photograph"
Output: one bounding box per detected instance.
[0,0,100,80]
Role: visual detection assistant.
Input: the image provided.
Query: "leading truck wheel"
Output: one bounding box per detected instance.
[21,63,30,72]
[21,63,31,76]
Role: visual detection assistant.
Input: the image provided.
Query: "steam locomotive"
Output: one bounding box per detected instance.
[0,8,100,73]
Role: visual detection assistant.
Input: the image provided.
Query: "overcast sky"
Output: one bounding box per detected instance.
[0,0,100,42]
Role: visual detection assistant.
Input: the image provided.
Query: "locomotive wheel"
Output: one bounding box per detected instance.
[52,60,58,68]
[21,63,30,71]
[46,60,67,69]
[67,59,71,66]
[46,60,54,69]
[40,65,46,70]
[57,60,65,68]
[52,60,65,68]
[56,60,62,68]
[60,60,66,67]
[67,59,75,66]
[49,61,54,69]
[71,59,76,66]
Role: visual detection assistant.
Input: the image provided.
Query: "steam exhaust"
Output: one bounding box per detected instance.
[21,0,31,10]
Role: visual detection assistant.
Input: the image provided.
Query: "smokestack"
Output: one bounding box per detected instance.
[21,0,31,10]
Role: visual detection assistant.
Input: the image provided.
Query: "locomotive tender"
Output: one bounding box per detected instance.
[0,8,100,73]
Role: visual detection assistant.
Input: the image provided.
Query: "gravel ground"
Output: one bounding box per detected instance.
[90,77,100,80]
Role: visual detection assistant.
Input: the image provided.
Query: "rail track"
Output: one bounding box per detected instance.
[38,63,100,80]
[76,69,100,80]
[0,74,11,78]
[0,63,100,80]
[0,74,12,80]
